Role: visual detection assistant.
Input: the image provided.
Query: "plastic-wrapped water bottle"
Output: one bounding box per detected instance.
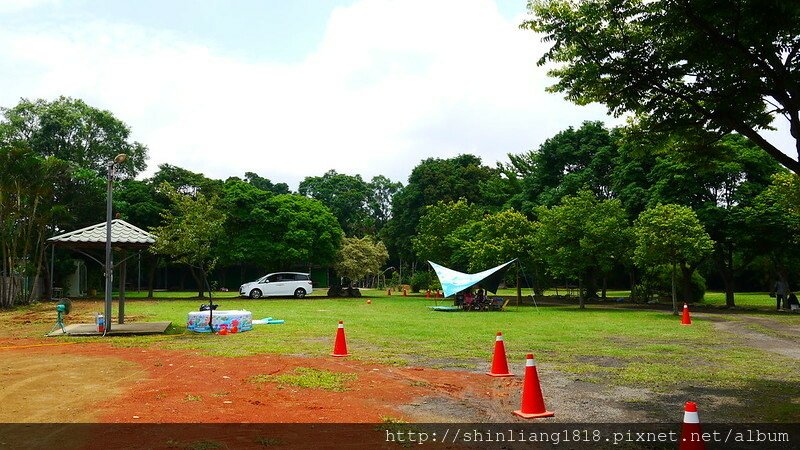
[97,314,105,333]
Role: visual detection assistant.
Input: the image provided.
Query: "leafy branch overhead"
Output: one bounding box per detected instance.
[524,0,800,173]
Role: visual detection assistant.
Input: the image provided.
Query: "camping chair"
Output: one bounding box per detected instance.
[489,297,509,311]
[463,293,475,311]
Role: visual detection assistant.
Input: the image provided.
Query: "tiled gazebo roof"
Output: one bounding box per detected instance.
[47,219,156,249]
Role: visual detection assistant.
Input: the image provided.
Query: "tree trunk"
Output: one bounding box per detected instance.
[629,269,636,291]
[532,265,544,298]
[584,270,598,300]
[717,258,735,308]
[601,276,607,300]
[147,256,157,299]
[680,263,694,304]
[189,266,205,298]
[671,262,678,315]
[578,276,585,309]
[42,246,52,300]
[200,267,212,299]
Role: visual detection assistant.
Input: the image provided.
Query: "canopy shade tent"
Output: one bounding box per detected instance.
[428,259,517,298]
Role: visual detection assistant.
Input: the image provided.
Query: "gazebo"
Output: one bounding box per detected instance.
[47,219,168,335]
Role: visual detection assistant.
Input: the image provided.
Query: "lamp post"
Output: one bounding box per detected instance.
[380,266,394,289]
[104,153,127,334]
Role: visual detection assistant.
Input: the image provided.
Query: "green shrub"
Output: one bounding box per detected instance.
[410,271,435,293]
[646,265,706,302]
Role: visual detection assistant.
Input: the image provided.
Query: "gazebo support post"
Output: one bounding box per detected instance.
[119,251,127,324]
[49,244,55,299]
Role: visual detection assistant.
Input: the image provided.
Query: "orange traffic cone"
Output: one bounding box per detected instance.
[512,354,554,419]
[681,303,692,325]
[679,401,704,450]
[331,321,350,357]
[487,332,513,377]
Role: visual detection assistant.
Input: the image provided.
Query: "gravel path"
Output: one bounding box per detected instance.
[708,314,800,360]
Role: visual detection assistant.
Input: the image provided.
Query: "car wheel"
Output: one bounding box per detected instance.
[294,288,306,299]
[250,289,262,299]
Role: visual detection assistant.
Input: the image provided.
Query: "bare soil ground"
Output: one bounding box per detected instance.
[0,313,796,427]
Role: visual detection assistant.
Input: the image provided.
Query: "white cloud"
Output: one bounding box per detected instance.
[0,0,622,187]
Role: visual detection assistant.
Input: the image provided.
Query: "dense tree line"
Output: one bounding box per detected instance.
[1,98,798,308]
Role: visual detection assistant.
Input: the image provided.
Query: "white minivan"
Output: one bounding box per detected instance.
[239,272,313,299]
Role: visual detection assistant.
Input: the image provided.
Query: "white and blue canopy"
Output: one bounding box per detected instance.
[428,259,517,298]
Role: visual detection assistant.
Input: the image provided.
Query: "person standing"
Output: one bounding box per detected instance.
[773,279,789,310]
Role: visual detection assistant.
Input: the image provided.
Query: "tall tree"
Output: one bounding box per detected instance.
[0,97,147,176]
[150,164,222,197]
[385,154,498,262]
[149,183,227,298]
[333,236,389,295]
[738,172,800,290]
[244,172,290,195]
[506,121,619,210]
[524,0,800,173]
[0,97,149,231]
[217,178,275,269]
[412,199,480,269]
[537,190,633,308]
[217,178,343,272]
[613,128,781,305]
[258,194,343,268]
[367,175,402,233]
[299,170,371,237]
[448,209,546,296]
[0,145,69,306]
[0,97,148,300]
[634,204,715,313]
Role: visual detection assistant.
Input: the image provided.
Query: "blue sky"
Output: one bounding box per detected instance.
[0,0,792,188]
[4,0,527,62]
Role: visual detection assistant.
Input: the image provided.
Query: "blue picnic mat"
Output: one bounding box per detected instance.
[427,306,462,312]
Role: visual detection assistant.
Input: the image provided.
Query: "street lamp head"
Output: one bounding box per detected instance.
[113,153,128,164]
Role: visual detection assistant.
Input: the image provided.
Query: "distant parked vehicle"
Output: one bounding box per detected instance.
[240,272,313,299]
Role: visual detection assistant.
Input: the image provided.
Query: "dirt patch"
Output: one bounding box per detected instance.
[0,340,661,424]
[0,340,498,423]
[575,355,626,368]
[0,351,140,422]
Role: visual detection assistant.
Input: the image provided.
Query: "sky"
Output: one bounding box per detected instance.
[0,0,793,189]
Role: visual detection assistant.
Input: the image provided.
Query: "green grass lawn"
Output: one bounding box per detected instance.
[103,287,776,309]
[4,289,797,421]
[699,291,777,308]
[493,288,777,309]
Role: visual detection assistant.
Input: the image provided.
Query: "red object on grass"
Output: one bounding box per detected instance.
[331,321,350,357]
[512,354,554,419]
[487,332,513,377]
